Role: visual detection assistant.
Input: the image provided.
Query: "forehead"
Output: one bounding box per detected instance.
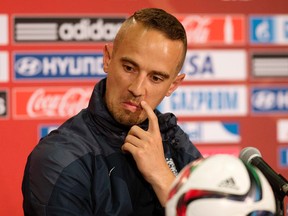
[113,23,184,75]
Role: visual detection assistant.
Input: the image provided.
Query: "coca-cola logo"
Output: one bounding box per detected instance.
[177,15,245,45]
[27,88,91,118]
[181,16,212,44]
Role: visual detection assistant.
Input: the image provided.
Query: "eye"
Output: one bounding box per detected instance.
[123,64,135,73]
[151,74,164,83]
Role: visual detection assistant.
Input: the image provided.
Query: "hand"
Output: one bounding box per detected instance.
[122,100,164,181]
[121,100,175,206]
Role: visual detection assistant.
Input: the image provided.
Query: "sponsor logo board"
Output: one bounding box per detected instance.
[250,15,288,45]
[252,53,288,78]
[13,87,92,119]
[182,49,246,81]
[177,14,245,45]
[0,14,8,45]
[0,52,9,82]
[158,85,247,116]
[279,147,288,167]
[38,124,59,139]
[197,146,241,158]
[251,86,288,114]
[14,52,105,81]
[14,16,126,43]
[179,121,241,143]
[277,119,288,143]
[0,90,8,119]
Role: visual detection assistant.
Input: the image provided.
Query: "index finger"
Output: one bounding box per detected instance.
[140,101,159,133]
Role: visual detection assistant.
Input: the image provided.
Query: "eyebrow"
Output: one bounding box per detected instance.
[120,56,171,79]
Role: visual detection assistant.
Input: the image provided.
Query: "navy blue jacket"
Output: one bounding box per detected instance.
[22,79,202,216]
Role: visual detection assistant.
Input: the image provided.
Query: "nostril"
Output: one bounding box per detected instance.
[128,79,145,97]
[128,88,142,98]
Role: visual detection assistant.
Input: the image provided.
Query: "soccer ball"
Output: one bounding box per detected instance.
[166,154,276,216]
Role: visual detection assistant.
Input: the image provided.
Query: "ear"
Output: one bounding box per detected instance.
[103,44,113,73]
[166,73,185,96]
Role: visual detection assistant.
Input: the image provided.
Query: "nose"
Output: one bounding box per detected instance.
[128,74,146,97]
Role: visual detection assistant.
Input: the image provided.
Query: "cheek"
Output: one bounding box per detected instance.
[106,75,120,99]
[106,73,128,98]
[107,64,130,84]
[147,87,168,107]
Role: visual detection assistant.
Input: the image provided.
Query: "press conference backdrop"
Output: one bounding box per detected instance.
[0,0,288,215]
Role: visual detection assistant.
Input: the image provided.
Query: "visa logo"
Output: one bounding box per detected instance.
[182,52,214,76]
[14,52,105,81]
[182,50,246,81]
[251,87,288,113]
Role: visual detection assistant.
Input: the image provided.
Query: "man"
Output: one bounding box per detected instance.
[22,8,202,215]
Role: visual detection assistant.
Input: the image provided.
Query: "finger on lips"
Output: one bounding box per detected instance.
[140,101,159,132]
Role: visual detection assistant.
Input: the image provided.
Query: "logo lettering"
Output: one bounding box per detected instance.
[14,53,105,80]
[14,17,126,42]
[58,19,122,41]
[23,88,91,118]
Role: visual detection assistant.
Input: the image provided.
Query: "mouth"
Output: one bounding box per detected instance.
[122,101,142,113]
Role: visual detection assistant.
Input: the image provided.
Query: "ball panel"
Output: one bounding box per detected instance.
[166,154,276,216]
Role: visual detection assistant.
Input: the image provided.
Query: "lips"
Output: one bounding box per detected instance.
[122,101,141,113]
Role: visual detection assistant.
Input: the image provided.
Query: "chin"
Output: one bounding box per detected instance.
[118,117,143,126]
[115,113,145,126]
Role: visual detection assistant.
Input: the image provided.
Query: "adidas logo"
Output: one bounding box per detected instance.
[218,177,239,190]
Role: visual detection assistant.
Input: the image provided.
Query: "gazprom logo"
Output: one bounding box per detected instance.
[251,87,288,113]
[14,52,106,81]
[158,85,247,116]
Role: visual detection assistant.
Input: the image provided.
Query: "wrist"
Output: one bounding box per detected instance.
[150,167,176,206]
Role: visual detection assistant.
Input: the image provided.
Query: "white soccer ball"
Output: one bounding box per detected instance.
[166,154,276,216]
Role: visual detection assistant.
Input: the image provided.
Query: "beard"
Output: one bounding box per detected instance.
[106,98,147,126]
[118,113,142,126]
[111,107,146,126]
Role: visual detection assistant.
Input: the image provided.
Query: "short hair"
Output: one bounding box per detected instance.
[113,8,187,72]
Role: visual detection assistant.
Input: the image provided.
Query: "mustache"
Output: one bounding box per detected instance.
[122,99,144,111]
[123,95,142,105]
